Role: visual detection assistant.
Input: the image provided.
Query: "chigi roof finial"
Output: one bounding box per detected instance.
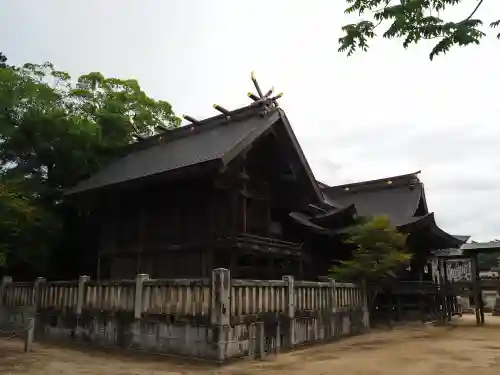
[183,115,199,124]
[247,71,283,105]
[212,104,232,120]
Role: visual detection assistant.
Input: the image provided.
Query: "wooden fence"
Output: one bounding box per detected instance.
[1,273,364,319]
[0,270,367,361]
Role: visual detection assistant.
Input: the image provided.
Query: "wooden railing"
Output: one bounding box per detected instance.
[142,278,211,316]
[3,282,33,307]
[230,279,287,316]
[295,281,331,311]
[84,280,135,311]
[229,278,364,317]
[40,281,79,309]
[1,271,365,321]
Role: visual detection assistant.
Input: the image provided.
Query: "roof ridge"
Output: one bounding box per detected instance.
[324,171,421,192]
[125,100,278,155]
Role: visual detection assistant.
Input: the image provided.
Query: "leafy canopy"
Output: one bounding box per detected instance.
[339,0,498,60]
[330,215,412,283]
[0,52,9,69]
[0,59,181,273]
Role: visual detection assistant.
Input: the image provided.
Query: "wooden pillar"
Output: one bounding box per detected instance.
[387,285,394,328]
[396,295,403,321]
[231,187,239,237]
[438,259,447,322]
[136,202,145,275]
[418,265,425,322]
[241,165,248,234]
[204,184,216,278]
[470,254,481,325]
[200,249,206,277]
[442,260,452,322]
[229,251,237,278]
[205,249,214,278]
[474,253,485,325]
[267,256,275,280]
[432,293,438,318]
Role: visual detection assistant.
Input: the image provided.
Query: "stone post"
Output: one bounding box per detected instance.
[24,276,39,354]
[134,274,149,319]
[0,276,12,307]
[282,275,295,348]
[32,277,46,310]
[361,280,370,329]
[330,278,338,337]
[211,268,231,362]
[330,279,338,311]
[319,276,337,339]
[76,276,90,315]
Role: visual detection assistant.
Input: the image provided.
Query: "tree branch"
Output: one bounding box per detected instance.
[465,0,484,21]
[371,0,392,14]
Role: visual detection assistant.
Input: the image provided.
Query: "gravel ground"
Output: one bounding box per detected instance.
[1,314,500,375]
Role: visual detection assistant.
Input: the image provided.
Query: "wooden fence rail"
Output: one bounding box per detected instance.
[1,271,365,320]
[0,270,368,362]
[142,278,211,316]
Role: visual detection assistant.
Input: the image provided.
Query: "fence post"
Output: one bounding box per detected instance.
[329,279,337,338]
[361,281,370,329]
[134,274,149,319]
[32,277,46,310]
[0,276,12,307]
[319,276,336,339]
[329,279,337,311]
[76,275,90,315]
[282,275,295,348]
[211,268,230,363]
[23,277,44,353]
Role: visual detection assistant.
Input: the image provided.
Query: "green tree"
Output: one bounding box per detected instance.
[339,0,499,60]
[330,215,412,305]
[0,52,9,68]
[0,61,181,275]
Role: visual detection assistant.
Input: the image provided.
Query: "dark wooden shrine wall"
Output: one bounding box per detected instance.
[99,127,314,250]
[109,248,210,279]
[98,129,321,280]
[99,178,214,253]
[228,130,310,239]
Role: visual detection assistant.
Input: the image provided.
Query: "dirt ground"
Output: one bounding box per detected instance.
[2,314,500,375]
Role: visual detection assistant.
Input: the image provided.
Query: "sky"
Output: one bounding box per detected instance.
[2,0,500,241]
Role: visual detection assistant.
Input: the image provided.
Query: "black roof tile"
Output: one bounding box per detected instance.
[66,103,281,195]
[321,172,423,226]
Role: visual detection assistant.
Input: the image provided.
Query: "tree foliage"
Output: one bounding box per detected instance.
[0,61,181,274]
[0,52,9,69]
[339,0,498,60]
[329,216,412,283]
